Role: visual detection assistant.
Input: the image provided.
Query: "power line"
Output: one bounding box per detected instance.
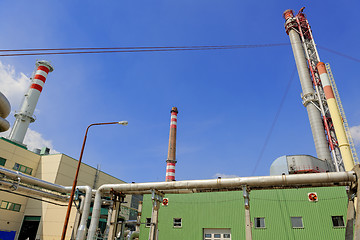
[0,43,290,57]
[317,45,360,63]
[251,66,297,176]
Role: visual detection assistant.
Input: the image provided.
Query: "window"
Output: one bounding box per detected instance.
[145,218,151,227]
[254,217,265,228]
[173,218,182,228]
[0,200,21,212]
[13,163,33,175]
[0,157,6,166]
[291,217,303,228]
[204,229,231,240]
[332,216,345,228]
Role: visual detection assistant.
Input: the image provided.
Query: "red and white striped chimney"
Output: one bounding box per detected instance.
[165,107,178,182]
[9,60,54,144]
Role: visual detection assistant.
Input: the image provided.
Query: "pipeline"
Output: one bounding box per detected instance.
[0,166,93,240]
[86,171,355,239]
[0,179,68,202]
[0,166,67,193]
[0,91,10,132]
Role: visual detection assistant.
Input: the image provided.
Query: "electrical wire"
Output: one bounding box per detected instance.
[251,66,297,176]
[317,45,360,63]
[0,43,290,57]
[0,188,68,207]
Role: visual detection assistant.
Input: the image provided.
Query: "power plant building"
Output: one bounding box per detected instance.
[0,137,135,239]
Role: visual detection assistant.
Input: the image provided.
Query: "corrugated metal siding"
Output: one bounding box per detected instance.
[251,187,347,240]
[139,187,348,240]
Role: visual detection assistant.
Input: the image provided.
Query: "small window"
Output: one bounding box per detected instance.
[173,218,182,228]
[254,217,265,228]
[0,157,6,166]
[13,163,20,170]
[12,204,21,212]
[214,234,221,238]
[332,216,345,228]
[204,234,211,238]
[145,218,151,227]
[13,163,33,175]
[223,234,231,238]
[1,201,8,209]
[291,217,304,228]
[0,201,21,212]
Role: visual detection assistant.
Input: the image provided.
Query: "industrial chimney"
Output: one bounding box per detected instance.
[9,60,54,144]
[283,9,333,167]
[165,107,178,182]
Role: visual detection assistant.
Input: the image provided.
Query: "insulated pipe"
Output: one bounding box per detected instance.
[0,91,10,132]
[0,180,68,202]
[0,166,93,240]
[128,231,139,240]
[71,195,85,240]
[9,60,53,144]
[87,171,356,239]
[74,186,92,240]
[283,10,332,164]
[166,107,178,181]
[0,166,67,193]
[317,62,354,171]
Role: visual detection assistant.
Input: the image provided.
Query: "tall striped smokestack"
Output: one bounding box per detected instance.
[9,60,54,144]
[283,10,332,163]
[165,107,178,182]
[317,62,354,171]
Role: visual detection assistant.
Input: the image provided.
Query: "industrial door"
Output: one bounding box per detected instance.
[203,228,231,240]
[18,216,41,240]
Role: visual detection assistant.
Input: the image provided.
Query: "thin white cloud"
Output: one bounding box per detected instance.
[0,61,30,110]
[350,125,360,146]
[213,173,239,178]
[23,128,58,154]
[0,127,58,154]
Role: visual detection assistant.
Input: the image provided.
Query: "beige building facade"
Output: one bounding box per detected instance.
[0,137,131,239]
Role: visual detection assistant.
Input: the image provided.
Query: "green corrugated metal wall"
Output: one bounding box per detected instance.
[139,187,348,240]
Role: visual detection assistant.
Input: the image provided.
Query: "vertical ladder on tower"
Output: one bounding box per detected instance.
[325,63,359,164]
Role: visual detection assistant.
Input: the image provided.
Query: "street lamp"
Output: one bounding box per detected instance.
[61,121,128,240]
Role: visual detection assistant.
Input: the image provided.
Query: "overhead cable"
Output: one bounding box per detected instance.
[0,43,290,57]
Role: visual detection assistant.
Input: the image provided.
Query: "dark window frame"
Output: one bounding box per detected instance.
[332,216,345,228]
[173,218,182,228]
[13,163,33,175]
[254,217,266,228]
[0,157,6,166]
[145,218,151,228]
[291,216,304,228]
[0,200,21,212]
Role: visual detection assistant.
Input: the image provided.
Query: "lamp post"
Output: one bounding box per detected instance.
[61,121,128,240]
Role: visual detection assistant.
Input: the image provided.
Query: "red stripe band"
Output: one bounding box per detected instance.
[170,125,177,128]
[30,84,43,92]
[167,163,176,166]
[171,112,177,116]
[166,169,175,173]
[34,74,46,83]
[170,118,177,122]
[37,66,50,74]
[166,176,175,180]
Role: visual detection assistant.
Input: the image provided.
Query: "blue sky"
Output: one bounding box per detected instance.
[0,1,359,183]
